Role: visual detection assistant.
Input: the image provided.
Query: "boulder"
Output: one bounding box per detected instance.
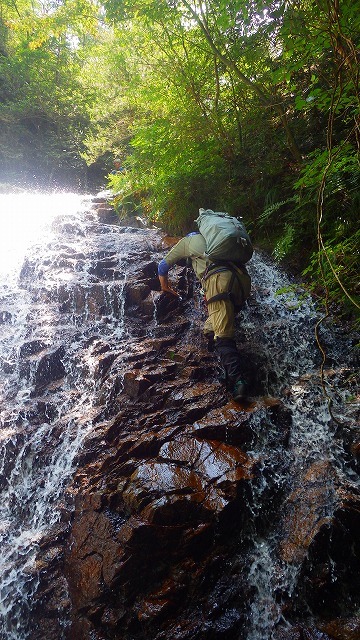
[33,345,66,393]
[95,205,118,224]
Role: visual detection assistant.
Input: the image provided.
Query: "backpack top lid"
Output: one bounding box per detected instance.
[198,207,241,218]
[196,208,246,229]
[197,208,243,223]
[195,208,253,264]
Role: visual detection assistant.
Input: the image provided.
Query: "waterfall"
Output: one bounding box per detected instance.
[0,193,358,640]
[0,192,150,638]
[242,254,358,639]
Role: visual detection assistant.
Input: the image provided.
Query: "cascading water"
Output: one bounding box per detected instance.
[0,192,158,639]
[0,193,358,640]
[0,193,97,638]
[242,255,359,639]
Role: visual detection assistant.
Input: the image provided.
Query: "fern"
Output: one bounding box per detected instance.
[273,224,295,261]
[258,196,297,225]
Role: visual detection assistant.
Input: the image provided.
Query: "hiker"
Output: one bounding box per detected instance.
[111,158,125,174]
[158,227,251,402]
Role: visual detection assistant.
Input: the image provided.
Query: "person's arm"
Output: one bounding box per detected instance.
[158,273,179,297]
[158,259,179,297]
[158,237,190,297]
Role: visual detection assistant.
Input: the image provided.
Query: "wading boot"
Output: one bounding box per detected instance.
[232,379,247,402]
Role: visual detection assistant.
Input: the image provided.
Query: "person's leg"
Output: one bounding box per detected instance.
[214,337,246,400]
[205,272,247,400]
[214,337,242,381]
[203,316,215,351]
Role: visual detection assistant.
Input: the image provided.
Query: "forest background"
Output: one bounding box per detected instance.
[0,0,359,324]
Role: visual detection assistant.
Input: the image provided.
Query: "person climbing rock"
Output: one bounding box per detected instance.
[158,230,251,401]
[111,158,125,174]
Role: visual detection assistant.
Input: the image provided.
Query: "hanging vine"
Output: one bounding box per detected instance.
[314,0,359,423]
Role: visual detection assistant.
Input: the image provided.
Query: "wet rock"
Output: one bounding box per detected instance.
[124,281,151,306]
[0,309,12,323]
[274,627,332,640]
[278,461,360,623]
[124,287,182,319]
[123,370,154,397]
[154,290,185,320]
[141,261,158,278]
[58,221,85,236]
[57,297,356,640]
[95,205,118,224]
[279,461,360,565]
[119,215,146,228]
[321,616,360,640]
[350,436,360,468]
[32,572,71,630]
[19,340,48,359]
[56,282,124,317]
[22,399,58,424]
[122,437,252,521]
[138,290,162,317]
[160,235,180,250]
[19,257,36,282]
[88,255,123,280]
[279,461,339,565]
[91,196,109,205]
[13,214,358,640]
[33,345,66,393]
[94,351,118,380]
[1,357,15,373]
[63,395,258,637]
[190,398,291,449]
[62,367,291,640]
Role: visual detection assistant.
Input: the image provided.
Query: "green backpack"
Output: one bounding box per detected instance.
[195,209,253,264]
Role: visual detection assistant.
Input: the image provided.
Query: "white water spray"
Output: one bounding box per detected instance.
[0,192,131,638]
[243,254,357,639]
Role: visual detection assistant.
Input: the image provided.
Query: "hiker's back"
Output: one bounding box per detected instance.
[195,209,253,265]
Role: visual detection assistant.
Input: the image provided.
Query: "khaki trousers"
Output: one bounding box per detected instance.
[203,268,251,339]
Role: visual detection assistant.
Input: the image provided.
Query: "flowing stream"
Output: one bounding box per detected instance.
[242,253,358,639]
[0,192,358,640]
[0,192,145,638]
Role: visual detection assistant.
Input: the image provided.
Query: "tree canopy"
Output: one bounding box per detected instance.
[0,0,359,319]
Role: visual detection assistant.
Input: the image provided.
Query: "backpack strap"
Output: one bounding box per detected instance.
[203,262,247,308]
[202,264,229,282]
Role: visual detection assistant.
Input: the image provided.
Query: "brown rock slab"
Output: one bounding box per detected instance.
[123,370,153,397]
[321,616,360,640]
[279,461,338,564]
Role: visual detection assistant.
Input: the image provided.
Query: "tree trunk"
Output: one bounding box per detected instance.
[182,0,302,164]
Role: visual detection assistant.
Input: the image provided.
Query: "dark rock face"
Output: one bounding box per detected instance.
[61,327,240,632]
[34,274,359,640]
[4,198,358,640]
[62,391,284,639]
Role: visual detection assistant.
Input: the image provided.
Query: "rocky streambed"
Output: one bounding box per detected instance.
[0,194,358,640]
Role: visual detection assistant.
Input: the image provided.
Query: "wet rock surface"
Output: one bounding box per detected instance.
[1,195,359,640]
[58,328,273,640]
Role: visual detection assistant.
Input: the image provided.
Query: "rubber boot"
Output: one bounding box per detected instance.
[215,337,247,400]
[205,331,215,352]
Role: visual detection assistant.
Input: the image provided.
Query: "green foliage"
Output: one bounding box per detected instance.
[258,197,298,226]
[256,141,359,319]
[303,230,360,321]
[1,0,359,321]
[0,0,99,186]
[255,139,359,314]
[273,224,296,262]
